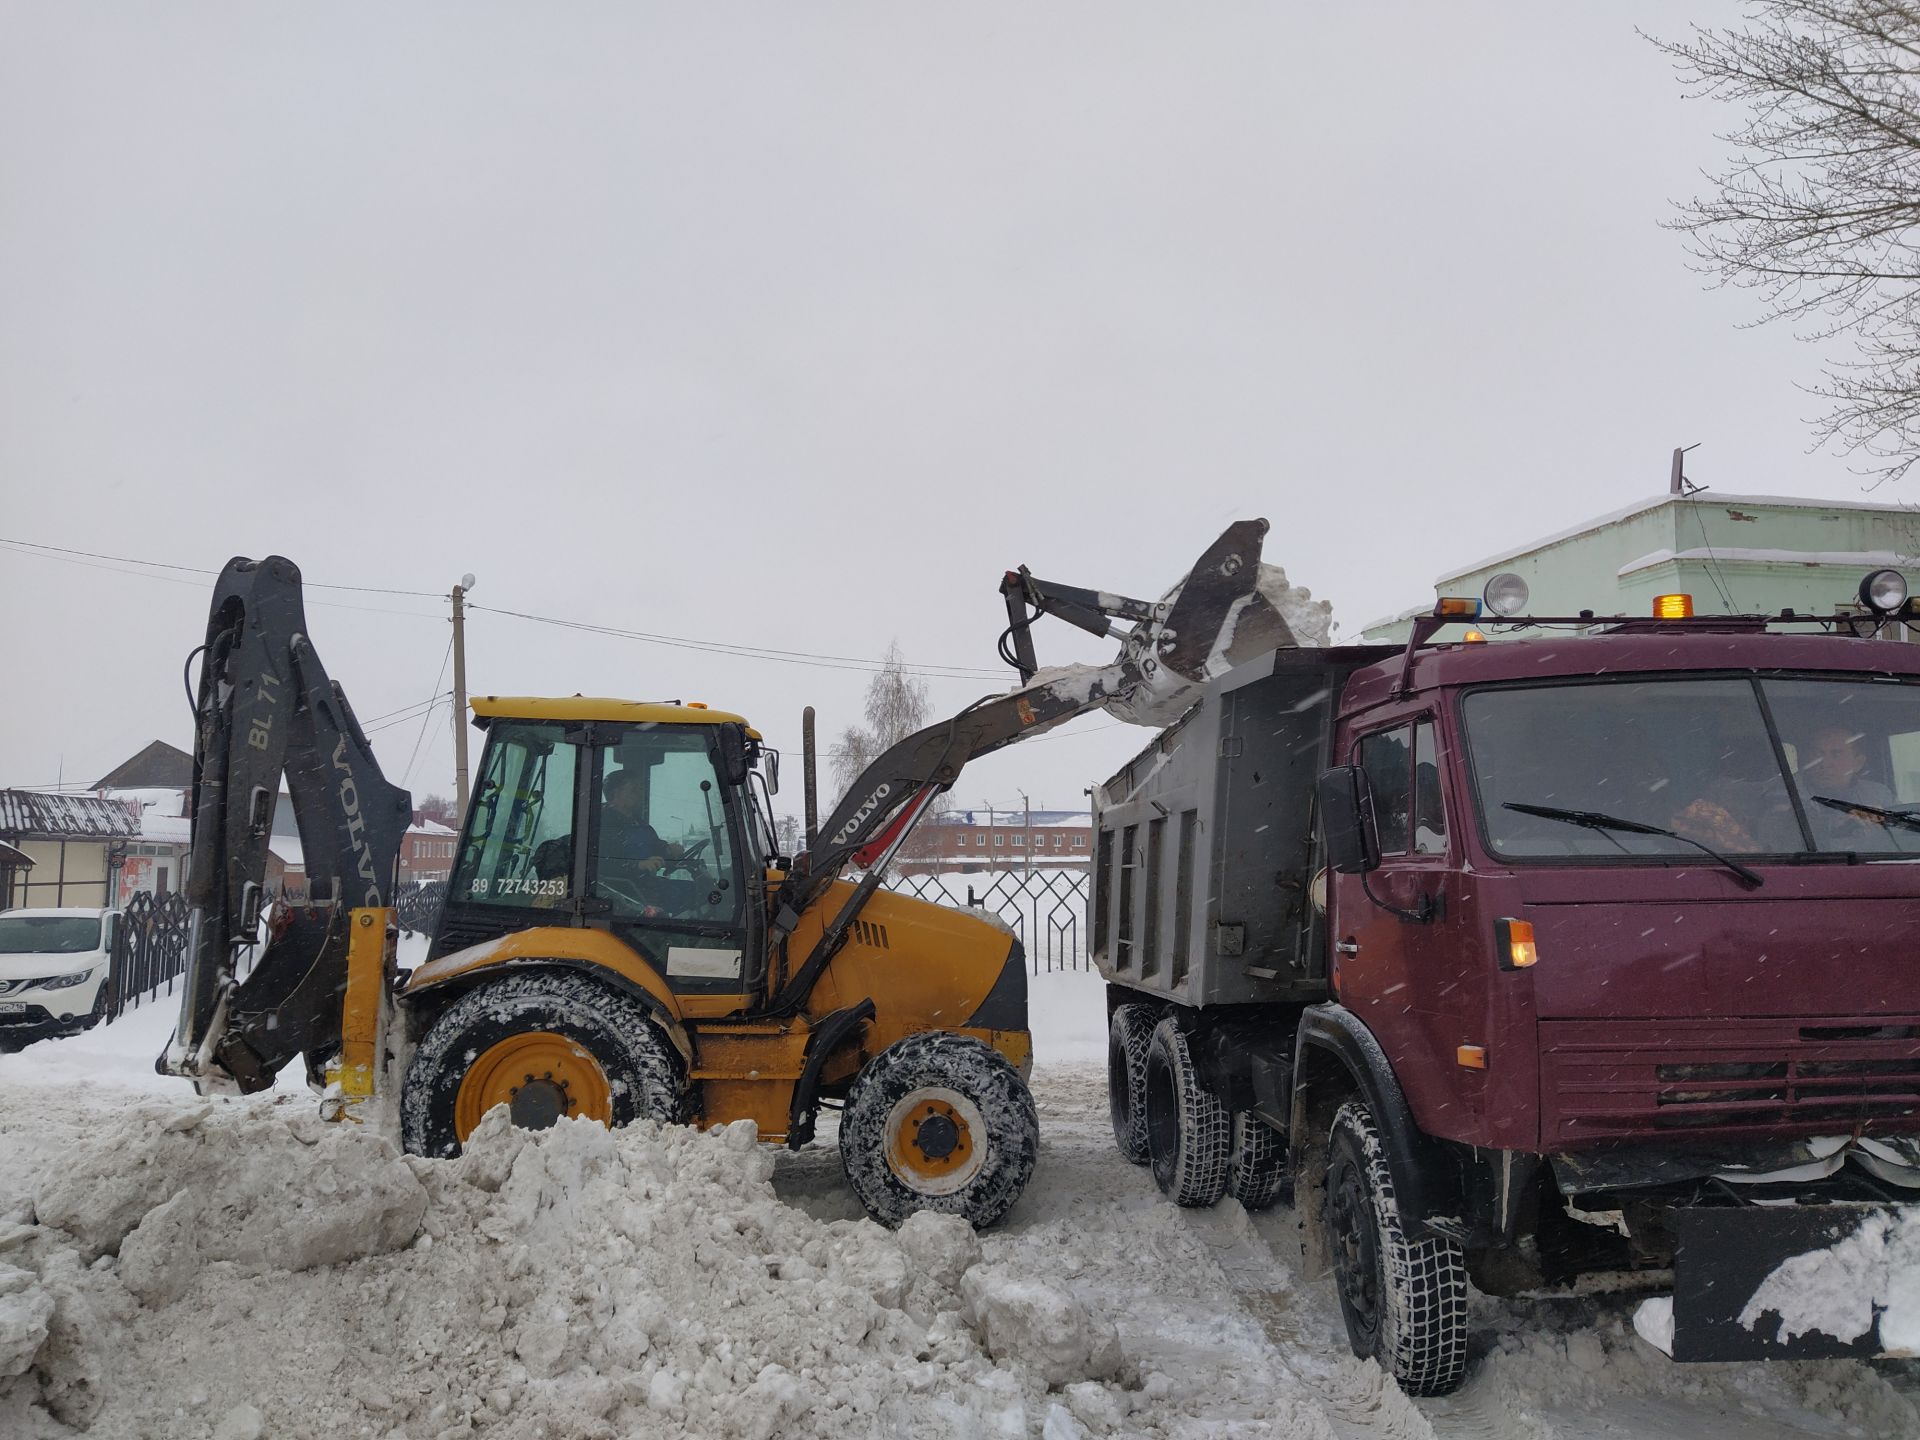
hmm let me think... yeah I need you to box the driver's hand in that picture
[639,856,666,873]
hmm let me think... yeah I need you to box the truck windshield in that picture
[1464,676,1920,859]
[0,915,102,954]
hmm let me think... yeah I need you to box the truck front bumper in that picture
[1663,1202,1919,1361]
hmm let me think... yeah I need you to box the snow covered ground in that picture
[3,970,1918,1438]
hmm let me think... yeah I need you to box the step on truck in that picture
[1090,575,1920,1393]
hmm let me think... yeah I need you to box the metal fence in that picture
[394,880,445,935]
[880,868,1092,973]
[109,889,191,1015]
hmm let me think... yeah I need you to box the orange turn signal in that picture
[1653,593,1694,619]
[686,701,709,709]
[1496,917,1537,970]
[1456,1045,1487,1070]
[1435,597,1482,618]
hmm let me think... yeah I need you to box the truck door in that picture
[1332,716,1484,1141]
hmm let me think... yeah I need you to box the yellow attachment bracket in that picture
[323,907,396,1118]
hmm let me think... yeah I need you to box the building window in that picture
[976,833,986,845]
[993,834,1004,847]
[1012,835,1024,847]
[956,834,966,847]
[1073,835,1086,848]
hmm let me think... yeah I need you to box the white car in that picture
[0,907,119,1034]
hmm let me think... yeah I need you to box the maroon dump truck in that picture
[1093,579,1920,1394]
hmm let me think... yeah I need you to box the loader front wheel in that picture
[840,1032,1038,1229]
[402,971,683,1159]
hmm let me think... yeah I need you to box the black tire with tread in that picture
[401,970,683,1158]
[1144,1016,1232,1207]
[839,1031,1039,1229]
[1108,1003,1160,1165]
[1227,1110,1287,1211]
[1325,1099,1470,1397]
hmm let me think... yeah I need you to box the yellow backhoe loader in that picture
[158,522,1295,1226]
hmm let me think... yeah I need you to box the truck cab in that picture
[1094,589,1920,1393]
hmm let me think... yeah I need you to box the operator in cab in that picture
[601,767,684,873]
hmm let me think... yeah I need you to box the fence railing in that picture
[110,889,191,1015]
[880,868,1091,973]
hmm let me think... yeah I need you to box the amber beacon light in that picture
[1652,593,1695,619]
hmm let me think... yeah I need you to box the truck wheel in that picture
[840,1032,1039,1229]
[1108,1003,1159,1164]
[1325,1099,1469,1397]
[1144,1017,1231,1207]
[401,971,683,1159]
[1228,1110,1287,1211]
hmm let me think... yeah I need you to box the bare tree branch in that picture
[1651,2,1920,483]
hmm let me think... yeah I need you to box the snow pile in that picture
[1738,1205,1920,1353]
[1,1098,1141,1439]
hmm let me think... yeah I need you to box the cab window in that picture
[591,729,741,927]
[1413,720,1447,854]
[1358,726,1412,855]
[451,723,578,909]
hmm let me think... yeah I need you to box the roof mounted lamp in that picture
[1860,568,1909,616]
[1482,572,1529,618]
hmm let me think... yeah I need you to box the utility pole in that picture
[802,706,819,851]
[1018,789,1032,876]
[452,573,476,822]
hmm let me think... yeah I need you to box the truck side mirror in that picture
[763,748,780,796]
[718,723,752,787]
[1318,765,1380,875]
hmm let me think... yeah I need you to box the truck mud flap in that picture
[1670,1203,1906,1361]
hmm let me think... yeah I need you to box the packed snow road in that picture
[1,982,1917,1438]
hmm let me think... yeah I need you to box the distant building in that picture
[0,790,140,909]
[92,740,193,791]
[401,817,458,886]
[899,807,1092,875]
[1362,491,1920,643]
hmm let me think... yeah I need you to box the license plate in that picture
[0,1002,27,1015]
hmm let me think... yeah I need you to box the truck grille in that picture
[1541,1016,1920,1145]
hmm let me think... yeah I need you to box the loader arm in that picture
[159,556,413,1093]
[769,518,1292,1014]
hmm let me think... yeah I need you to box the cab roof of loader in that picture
[471,696,761,737]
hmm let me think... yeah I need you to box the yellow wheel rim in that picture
[454,1030,613,1142]
[883,1086,987,1196]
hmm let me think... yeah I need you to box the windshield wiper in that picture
[1810,796,1920,834]
[1501,801,1764,889]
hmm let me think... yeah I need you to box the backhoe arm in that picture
[770,519,1294,1012]
[160,556,413,1093]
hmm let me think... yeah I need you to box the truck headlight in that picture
[36,968,95,991]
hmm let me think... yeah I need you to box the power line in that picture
[469,603,1009,680]
[401,638,456,786]
[0,537,442,596]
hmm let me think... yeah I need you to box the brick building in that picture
[899,807,1092,875]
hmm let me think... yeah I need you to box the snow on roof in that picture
[409,819,457,835]
[0,791,140,841]
[1618,546,1920,577]
[138,813,192,845]
[271,837,305,870]
[102,787,188,816]
[933,809,1091,828]
[1440,492,1920,584]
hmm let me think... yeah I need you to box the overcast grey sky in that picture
[0,3,1893,816]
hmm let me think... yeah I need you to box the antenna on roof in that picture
[1670,443,1703,497]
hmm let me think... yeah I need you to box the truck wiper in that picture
[1501,801,1764,889]
[1810,795,1920,834]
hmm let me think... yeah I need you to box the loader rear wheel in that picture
[1325,1099,1469,1396]
[1144,1016,1231,1207]
[402,971,683,1159]
[840,1032,1038,1229]
[1108,1002,1159,1165]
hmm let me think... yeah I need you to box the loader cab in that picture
[431,698,772,996]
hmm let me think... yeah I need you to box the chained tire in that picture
[1325,1099,1469,1397]
[1144,1016,1232,1207]
[401,970,683,1159]
[1108,1002,1160,1164]
[840,1031,1039,1229]
[1228,1110,1288,1211]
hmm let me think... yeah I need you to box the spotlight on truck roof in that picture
[1482,572,1529,617]
[1861,568,1909,615]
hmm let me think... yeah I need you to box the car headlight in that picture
[36,968,95,991]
